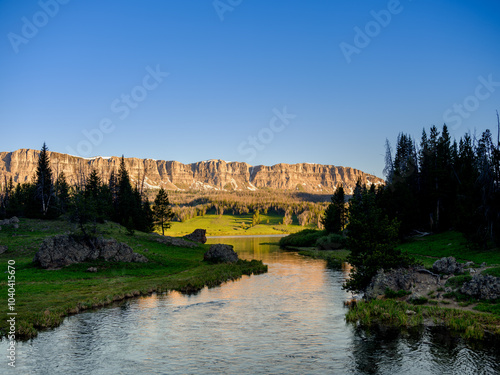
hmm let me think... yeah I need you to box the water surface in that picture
[3,236,499,374]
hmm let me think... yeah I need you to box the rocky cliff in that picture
[0,149,384,194]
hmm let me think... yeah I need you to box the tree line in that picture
[0,143,174,237]
[321,122,500,293]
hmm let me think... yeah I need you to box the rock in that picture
[0,245,7,254]
[461,274,500,300]
[465,261,474,268]
[365,267,440,300]
[432,257,464,275]
[183,229,207,244]
[204,244,239,263]
[154,234,199,248]
[33,235,148,269]
[87,267,98,273]
[406,310,416,315]
[10,217,19,224]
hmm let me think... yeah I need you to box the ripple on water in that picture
[4,237,500,374]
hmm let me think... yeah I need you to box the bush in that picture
[279,229,325,248]
[409,296,428,305]
[316,233,346,250]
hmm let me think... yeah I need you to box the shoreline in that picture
[0,218,268,340]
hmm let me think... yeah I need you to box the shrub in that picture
[315,233,346,250]
[279,229,325,248]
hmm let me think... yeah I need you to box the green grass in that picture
[483,266,500,277]
[346,299,500,340]
[398,231,500,268]
[165,213,310,237]
[0,218,267,339]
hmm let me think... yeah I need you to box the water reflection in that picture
[3,236,500,374]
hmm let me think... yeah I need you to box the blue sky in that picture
[1,0,499,178]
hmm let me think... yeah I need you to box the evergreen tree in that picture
[252,209,261,226]
[54,172,70,214]
[321,185,346,234]
[115,156,135,226]
[153,187,174,235]
[344,184,415,293]
[34,143,56,218]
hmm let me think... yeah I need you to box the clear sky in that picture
[1,0,499,178]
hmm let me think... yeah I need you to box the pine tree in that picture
[34,143,56,218]
[321,185,346,234]
[54,172,70,214]
[252,209,261,226]
[153,187,174,235]
[344,184,415,293]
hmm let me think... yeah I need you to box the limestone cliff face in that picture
[0,149,384,193]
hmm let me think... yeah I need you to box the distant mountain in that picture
[0,149,384,194]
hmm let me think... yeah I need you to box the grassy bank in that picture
[346,299,500,340]
[166,213,310,236]
[0,218,267,340]
[345,232,500,340]
[278,229,349,268]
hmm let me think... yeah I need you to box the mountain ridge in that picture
[0,149,384,194]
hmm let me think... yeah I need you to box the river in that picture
[3,236,500,374]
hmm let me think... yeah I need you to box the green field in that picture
[0,218,267,339]
[165,212,312,236]
[398,231,500,268]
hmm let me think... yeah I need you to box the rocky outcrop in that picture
[154,234,199,248]
[204,244,239,263]
[461,274,500,300]
[0,149,384,193]
[33,235,148,269]
[0,216,19,230]
[183,229,207,244]
[365,268,440,300]
[432,257,464,275]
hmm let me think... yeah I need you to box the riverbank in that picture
[280,229,500,339]
[0,218,267,340]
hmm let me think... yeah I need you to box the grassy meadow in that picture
[165,212,311,237]
[0,218,267,339]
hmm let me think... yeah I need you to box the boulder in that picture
[154,234,199,248]
[204,244,239,263]
[33,235,148,269]
[0,245,7,254]
[183,229,207,244]
[432,257,464,275]
[461,274,500,300]
[365,267,440,300]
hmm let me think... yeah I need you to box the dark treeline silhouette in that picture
[320,121,500,293]
[0,143,173,236]
[381,123,500,247]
